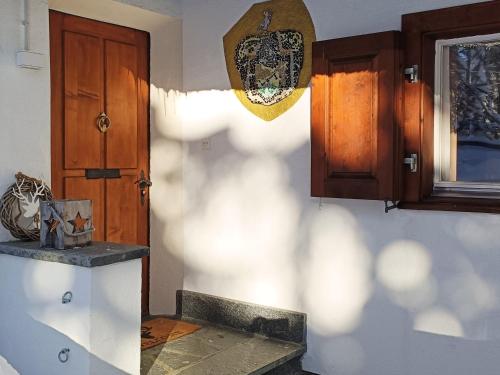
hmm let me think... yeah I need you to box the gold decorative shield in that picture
[224,0,316,121]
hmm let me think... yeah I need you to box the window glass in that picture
[434,34,500,192]
[448,41,500,182]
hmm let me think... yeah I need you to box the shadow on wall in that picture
[38,0,499,374]
[0,356,18,375]
[149,99,185,315]
[0,257,142,375]
[1,318,128,375]
[149,76,500,374]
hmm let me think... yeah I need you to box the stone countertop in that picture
[0,241,149,268]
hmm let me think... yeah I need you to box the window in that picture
[434,34,500,197]
[311,1,500,212]
[400,1,500,213]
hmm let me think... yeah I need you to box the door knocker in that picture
[97,112,111,133]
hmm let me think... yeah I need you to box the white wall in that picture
[0,255,142,375]
[180,1,500,374]
[0,0,51,242]
[117,0,181,18]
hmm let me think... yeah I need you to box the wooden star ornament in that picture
[44,215,60,233]
[68,212,89,233]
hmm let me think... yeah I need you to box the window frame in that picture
[400,1,500,213]
[433,33,500,196]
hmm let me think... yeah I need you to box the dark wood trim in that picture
[310,40,327,197]
[50,11,64,199]
[51,9,139,44]
[401,0,500,213]
[399,198,500,214]
[136,29,151,317]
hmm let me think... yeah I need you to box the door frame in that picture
[49,10,151,315]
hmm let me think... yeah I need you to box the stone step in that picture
[142,290,311,375]
[141,319,305,375]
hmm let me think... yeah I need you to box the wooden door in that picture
[49,11,150,315]
[311,31,403,201]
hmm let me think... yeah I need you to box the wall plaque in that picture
[224,0,316,121]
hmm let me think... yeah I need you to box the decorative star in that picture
[68,212,89,234]
[44,215,60,233]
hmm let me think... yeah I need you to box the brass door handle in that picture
[97,112,111,133]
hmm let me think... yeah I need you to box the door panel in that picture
[328,59,376,177]
[50,11,150,315]
[64,177,105,241]
[106,176,138,244]
[105,40,138,169]
[64,31,102,169]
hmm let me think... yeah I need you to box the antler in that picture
[30,181,46,201]
[11,178,28,203]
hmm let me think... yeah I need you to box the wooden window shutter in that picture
[311,31,403,201]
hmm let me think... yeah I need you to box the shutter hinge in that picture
[384,200,399,213]
[404,65,419,83]
[404,153,418,173]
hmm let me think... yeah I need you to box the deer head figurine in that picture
[11,178,47,228]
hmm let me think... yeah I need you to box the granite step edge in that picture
[176,290,307,344]
[250,347,306,375]
[173,316,307,375]
[263,358,314,375]
[0,240,149,267]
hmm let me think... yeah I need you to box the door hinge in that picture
[404,65,419,83]
[404,153,418,173]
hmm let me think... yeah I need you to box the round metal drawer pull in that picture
[58,348,70,363]
[62,291,73,304]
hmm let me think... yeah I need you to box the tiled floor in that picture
[141,320,304,375]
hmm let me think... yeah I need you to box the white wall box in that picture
[0,242,148,375]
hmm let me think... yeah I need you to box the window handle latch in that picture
[404,153,418,173]
[404,65,419,83]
